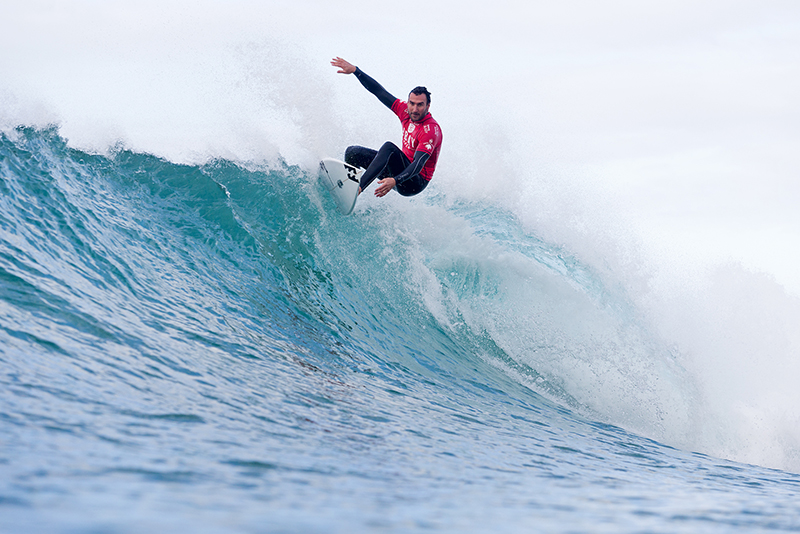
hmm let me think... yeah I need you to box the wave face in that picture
[2,127,800,533]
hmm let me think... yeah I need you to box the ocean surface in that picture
[2,126,800,533]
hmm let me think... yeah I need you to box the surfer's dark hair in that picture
[410,86,431,104]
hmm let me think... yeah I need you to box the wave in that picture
[1,124,799,477]
[0,126,685,428]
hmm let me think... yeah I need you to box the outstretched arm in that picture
[330,57,397,109]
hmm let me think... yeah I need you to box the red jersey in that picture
[391,99,442,181]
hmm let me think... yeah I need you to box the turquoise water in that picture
[2,127,800,533]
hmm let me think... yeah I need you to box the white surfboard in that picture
[318,158,363,215]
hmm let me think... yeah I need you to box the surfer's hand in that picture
[374,177,395,197]
[331,57,356,74]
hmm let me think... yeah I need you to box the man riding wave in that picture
[331,57,443,198]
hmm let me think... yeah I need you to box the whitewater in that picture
[2,1,800,532]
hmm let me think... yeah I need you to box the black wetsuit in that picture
[345,68,431,197]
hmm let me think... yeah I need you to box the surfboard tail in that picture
[318,158,362,215]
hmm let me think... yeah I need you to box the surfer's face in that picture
[407,93,430,122]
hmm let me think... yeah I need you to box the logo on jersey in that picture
[407,123,415,133]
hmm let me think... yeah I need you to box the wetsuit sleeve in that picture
[393,150,431,185]
[354,67,397,109]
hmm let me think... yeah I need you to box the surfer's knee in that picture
[378,141,400,154]
[344,145,361,165]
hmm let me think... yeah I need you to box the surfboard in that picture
[318,158,363,215]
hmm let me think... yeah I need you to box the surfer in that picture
[331,57,442,198]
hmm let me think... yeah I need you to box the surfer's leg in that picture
[359,142,409,192]
[395,174,429,197]
[344,145,377,170]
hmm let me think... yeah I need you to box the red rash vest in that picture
[391,99,442,181]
